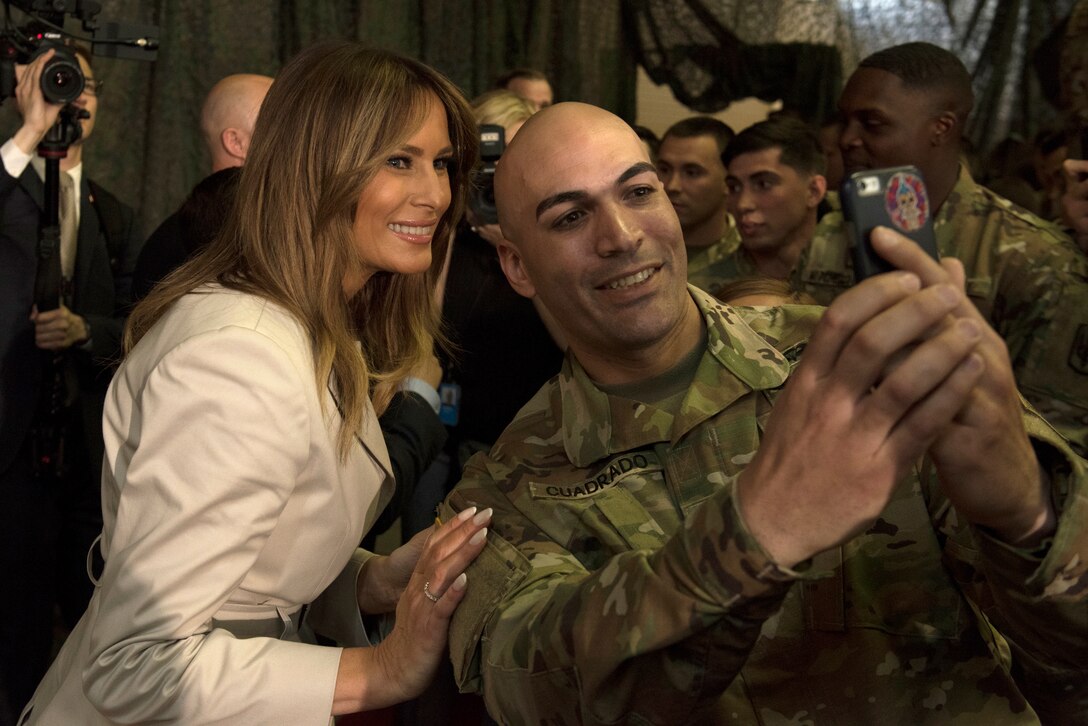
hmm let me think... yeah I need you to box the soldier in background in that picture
[694,116,828,291]
[797,42,1088,455]
[439,101,1087,725]
[494,68,553,112]
[654,116,741,288]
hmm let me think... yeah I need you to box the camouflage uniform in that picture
[441,287,1088,726]
[684,195,844,299]
[793,166,1088,455]
[688,245,758,299]
[687,215,741,293]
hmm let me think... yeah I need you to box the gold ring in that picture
[423,580,440,603]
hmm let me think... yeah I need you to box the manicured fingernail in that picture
[937,284,959,305]
[472,508,493,526]
[899,273,921,291]
[457,506,478,522]
[965,352,984,372]
[469,527,488,545]
[451,572,468,591]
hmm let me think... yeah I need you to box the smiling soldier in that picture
[439,102,1087,725]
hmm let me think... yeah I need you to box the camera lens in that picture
[28,44,85,105]
[40,58,84,104]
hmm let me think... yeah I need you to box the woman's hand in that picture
[472,222,507,247]
[357,525,433,614]
[335,505,492,713]
[465,207,509,247]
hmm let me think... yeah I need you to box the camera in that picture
[0,1,158,107]
[852,174,882,197]
[0,28,85,104]
[469,124,506,226]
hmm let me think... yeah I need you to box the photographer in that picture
[0,44,140,723]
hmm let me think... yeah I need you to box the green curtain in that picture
[1,0,636,238]
[625,0,1077,157]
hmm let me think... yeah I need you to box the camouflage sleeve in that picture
[926,409,1088,724]
[1017,274,1088,456]
[441,460,799,725]
[990,242,1088,455]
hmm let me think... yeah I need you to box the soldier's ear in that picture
[807,174,828,207]
[930,110,959,148]
[497,241,537,299]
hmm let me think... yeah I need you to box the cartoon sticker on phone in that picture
[884,171,929,232]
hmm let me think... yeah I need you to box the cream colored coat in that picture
[21,287,393,725]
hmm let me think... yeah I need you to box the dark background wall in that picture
[2,0,638,237]
[0,0,1077,237]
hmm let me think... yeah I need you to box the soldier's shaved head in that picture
[491,101,697,386]
[858,42,974,127]
[200,73,274,172]
[495,102,649,248]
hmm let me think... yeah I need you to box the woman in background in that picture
[406,90,563,542]
[21,42,489,724]
[444,88,565,445]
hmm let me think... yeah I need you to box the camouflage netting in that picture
[626,0,1079,152]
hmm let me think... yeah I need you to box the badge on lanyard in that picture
[439,381,461,426]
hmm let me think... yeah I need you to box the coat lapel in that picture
[73,176,97,288]
[18,166,44,209]
[326,377,394,504]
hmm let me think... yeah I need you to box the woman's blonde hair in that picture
[714,276,816,306]
[125,42,479,458]
[471,89,534,129]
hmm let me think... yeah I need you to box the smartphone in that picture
[841,165,940,281]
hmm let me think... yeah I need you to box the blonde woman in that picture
[21,42,490,724]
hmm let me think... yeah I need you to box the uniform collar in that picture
[935,164,974,220]
[558,286,791,467]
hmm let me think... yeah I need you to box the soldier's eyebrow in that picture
[617,162,657,185]
[536,191,588,220]
[535,162,657,220]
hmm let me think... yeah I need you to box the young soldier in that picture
[717,116,828,283]
[655,116,741,286]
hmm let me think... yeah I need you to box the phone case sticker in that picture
[884,171,929,232]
